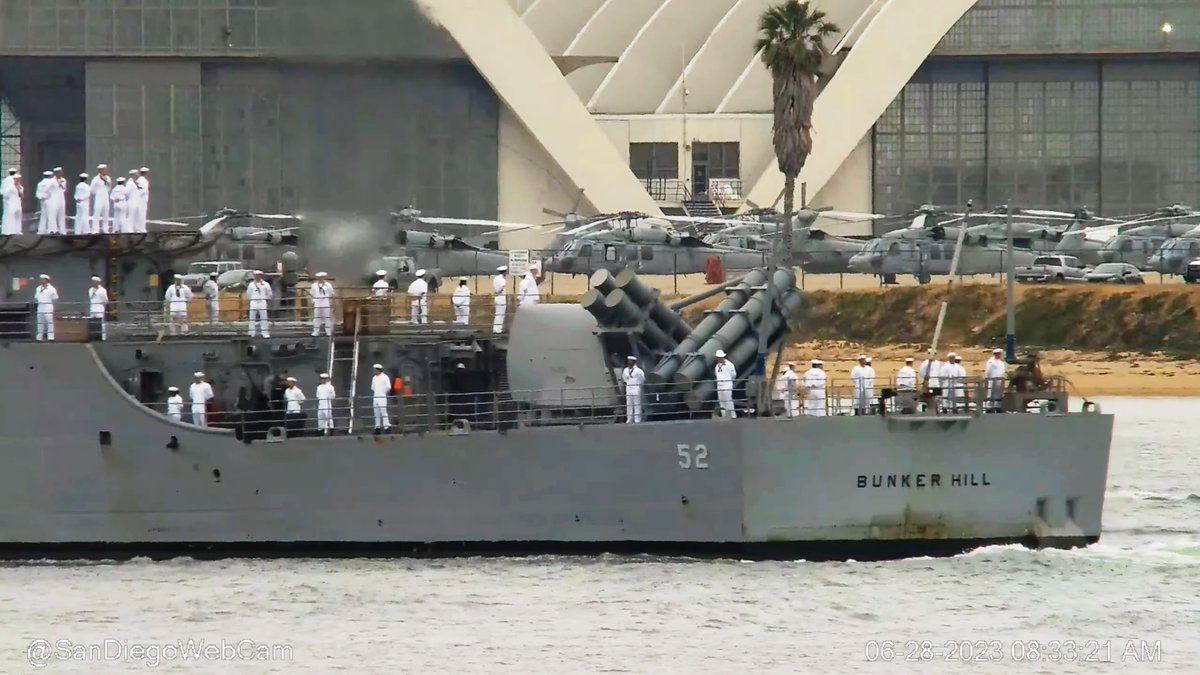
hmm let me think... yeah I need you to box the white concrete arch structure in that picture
[587,0,739,114]
[563,0,667,104]
[741,0,981,210]
[521,0,609,55]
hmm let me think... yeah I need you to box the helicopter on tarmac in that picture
[1096,204,1200,269]
[1146,225,1200,275]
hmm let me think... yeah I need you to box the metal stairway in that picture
[683,196,722,219]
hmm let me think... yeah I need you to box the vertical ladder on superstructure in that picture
[324,306,363,434]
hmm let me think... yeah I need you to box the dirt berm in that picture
[681,284,1200,358]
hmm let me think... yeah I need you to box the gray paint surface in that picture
[0,342,1112,548]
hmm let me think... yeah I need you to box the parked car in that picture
[1184,260,1200,284]
[1084,262,1144,284]
[1014,255,1090,283]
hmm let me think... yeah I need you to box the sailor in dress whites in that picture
[87,276,109,341]
[775,362,800,418]
[189,372,214,427]
[517,266,540,308]
[202,272,220,324]
[73,174,91,235]
[135,167,150,233]
[110,177,129,233]
[246,270,273,338]
[803,359,827,416]
[165,276,193,335]
[50,167,67,234]
[492,265,508,333]
[863,356,877,413]
[850,355,870,415]
[407,269,429,324]
[941,353,967,412]
[127,169,144,232]
[284,376,307,434]
[0,168,13,194]
[372,270,390,298]
[166,386,184,422]
[896,357,917,391]
[34,170,52,235]
[309,272,335,337]
[33,274,58,341]
[984,348,1007,412]
[316,373,336,435]
[714,349,737,418]
[370,364,392,434]
[0,173,22,235]
[90,165,112,234]
[451,277,470,325]
[621,356,645,423]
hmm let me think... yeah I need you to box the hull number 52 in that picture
[677,444,709,469]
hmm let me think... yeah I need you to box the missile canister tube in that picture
[590,269,619,296]
[580,288,611,324]
[612,269,692,344]
[603,289,674,352]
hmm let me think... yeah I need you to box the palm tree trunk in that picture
[781,173,796,267]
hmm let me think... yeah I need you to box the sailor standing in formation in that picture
[850,355,871,414]
[984,348,1007,412]
[451,277,471,325]
[0,168,13,194]
[714,349,737,418]
[896,356,917,391]
[246,270,273,338]
[803,359,827,416]
[0,172,21,235]
[202,272,220,324]
[492,265,507,333]
[316,373,336,435]
[370,364,392,434]
[518,266,540,308]
[50,168,67,234]
[134,167,150,232]
[165,386,184,422]
[621,355,645,423]
[34,171,52,234]
[189,372,213,427]
[165,276,193,335]
[939,353,966,411]
[87,276,109,341]
[90,165,111,234]
[33,274,57,341]
[111,177,130,233]
[919,351,941,391]
[128,169,144,232]
[775,362,800,418]
[372,270,390,298]
[309,272,335,337]
[407,270,429,324]
[73,173,91,234]
[284,376,307,434]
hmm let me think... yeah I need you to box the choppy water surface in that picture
[2,397,1197,673]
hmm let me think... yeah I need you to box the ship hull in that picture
[0,344,1113,560]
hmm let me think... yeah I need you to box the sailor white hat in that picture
[715,349,727,358]
[319,372,330,378]
[116,177,126,183]
[947,352,957,358]
[376,270,387,276]
[129,169,138,174]
[39,274,50,279]
[905,356,914,362]
[373,363,383,369]
[168,386,179,392]
[97,164,107,170]
[497,265,508,272]
[79,173,89,179]
[993,347,1003,353]
[627,355,637,360]
[812,359,823,365]
[315,272,327,278]
[857,354,867,360]
[194,371,205,378]
[286,376,296,382]
[252,269,264,275]
[52,166,62,172]
[42,170,52,177]
[456,363,466,369]
[140,166,150,172]
[459,276,467,282]
[865,356,873,363]
[90,276,101,282]
[787,361,795,367]
[6,168,15,174]
[209,272,218,277]
[415,269,427,276]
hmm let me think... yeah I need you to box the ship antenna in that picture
[922,199,972,392]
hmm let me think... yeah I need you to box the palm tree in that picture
[756,1,839,266]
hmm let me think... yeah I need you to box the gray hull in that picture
[0,343,1112,560]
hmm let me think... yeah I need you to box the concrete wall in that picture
[497,106,581,251]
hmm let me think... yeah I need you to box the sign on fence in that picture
[508,250,530,276]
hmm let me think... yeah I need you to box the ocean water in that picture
[2,397,1197,674]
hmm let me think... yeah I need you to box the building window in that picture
[629,142,678,180]
[0,98,19,174]
[692,142,740,179]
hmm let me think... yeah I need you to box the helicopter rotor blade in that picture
[561,217,616,236]
[418,217,544,230]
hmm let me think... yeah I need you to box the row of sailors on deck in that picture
[1,165,152,236]
[31,264,544,341]
[619,349,1010,422]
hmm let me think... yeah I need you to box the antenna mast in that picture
[923,200,973,390]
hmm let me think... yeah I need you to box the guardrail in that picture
[639,178,691,203]
[140,375,1069,439]
[708,178,744,208]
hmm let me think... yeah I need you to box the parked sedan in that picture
[1084,263,1145,284]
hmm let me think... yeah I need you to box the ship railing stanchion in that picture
[346,305,362,435]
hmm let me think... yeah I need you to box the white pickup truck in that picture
[1014,255,1090,283]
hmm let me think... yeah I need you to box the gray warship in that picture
[0,232,1113,560]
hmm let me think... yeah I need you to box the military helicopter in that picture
[1146,225,1200,275]
[848,205,1040,283]
[541,211,770,275]
[1096,204,1200,269]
